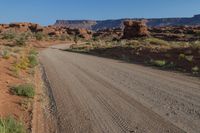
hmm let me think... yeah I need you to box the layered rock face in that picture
[54,14,200,31]
[122,20,149,39]
[55,20,96,30]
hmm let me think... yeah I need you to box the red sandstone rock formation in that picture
[122,20,149,39]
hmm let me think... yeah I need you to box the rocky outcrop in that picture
[149,26,200,34]
[122,20,149,39]
[29,24,44,32]
[0,23,69,36]
[93,28,122,41]
[0,22,95,41]
[65,28,92,40]
[0,23,45,33]
[149,26,200,41]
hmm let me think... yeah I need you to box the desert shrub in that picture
[1,50,11,59]
[146,38,169,46]
[1,32,16,40]
[126,40,140,47]
[163,62,176,69]
[10,66,20,78]
[179,54,193,62]
[150,59,166,67]
[11,83,35,98]
[35,32,44,40]
[14,54,38,69]
[190,41,200,48]
[29,49,38,56]
[20,98,33,110]
[14,57,29,70]
[170,41,190,48]
[28,68,36,76]
[179,53,185,60]
[15,37,26,46]
[28,54,38,68]
[192,66,199,73]
[12,47,22,53]
[69,44,90,52]
[185,55,193,62]
[0,116,26,133]
[60,34,66,41]
[60,34,70,41]
[20,32,31,40]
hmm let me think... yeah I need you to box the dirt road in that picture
[40,44,200,133]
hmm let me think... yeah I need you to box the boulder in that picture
[29,24,44,32]
[122,20,149,39]
[78,28,92,40]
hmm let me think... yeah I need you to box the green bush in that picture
[11,83,35,98]
[0,116,26,133]
[27,48,38,68]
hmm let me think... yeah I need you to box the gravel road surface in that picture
[40,44,200,133]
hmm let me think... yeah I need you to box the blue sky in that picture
[0,0,199,25]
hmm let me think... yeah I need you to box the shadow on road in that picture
[61,48,200,78]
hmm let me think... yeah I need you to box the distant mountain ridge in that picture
[54,14,200,31]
